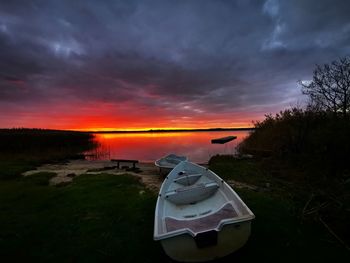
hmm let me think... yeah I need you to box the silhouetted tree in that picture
[300,57,350,117]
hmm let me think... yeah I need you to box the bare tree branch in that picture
[300,57,350,117]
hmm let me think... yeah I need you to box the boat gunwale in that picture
[154,160,176,169]
[154,214,254,240]
[154,154,188,169]
[154,161,255,241]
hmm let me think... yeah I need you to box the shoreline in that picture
[87,127,255,134]
[22,158,255,193]
[0,127,254,134]
[22,159,164,191]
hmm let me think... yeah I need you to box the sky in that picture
[0,0,349,130]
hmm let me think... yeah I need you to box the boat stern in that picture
[159,220,252,262]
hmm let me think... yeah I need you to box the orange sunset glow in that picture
[1,99,261,130]
[88,130,250,162]
[0,0,337,131]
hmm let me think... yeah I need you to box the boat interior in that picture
[155,162,254,238]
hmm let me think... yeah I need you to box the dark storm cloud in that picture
[0,0,349,119]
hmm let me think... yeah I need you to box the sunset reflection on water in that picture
[88,130,251,163]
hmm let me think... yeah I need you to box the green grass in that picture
[0,171,349,262]
[208,155,269,185]
[0,173,167,262]
[208,155,300,198]
[22,172,56,186]
[225,189,349,262]
[209,156,350,262]
[0,159,37,180]
[0,127,348,262]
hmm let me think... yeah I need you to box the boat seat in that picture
[165,182,219,205]
[173,173,202,186]
[165,157,181,165]
[165,203,238,234]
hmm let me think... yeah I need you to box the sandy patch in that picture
[22,160,257,192]
[22,160,163,191]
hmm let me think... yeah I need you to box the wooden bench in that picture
[111,159,139,169]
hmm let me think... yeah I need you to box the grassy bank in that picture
[0,128,349,261]
[209,155,350,261]
[1,164,349,262]
[234,108,350,248]
[238,109,350,181]
[0,173,166,262]
[0,129,96,179]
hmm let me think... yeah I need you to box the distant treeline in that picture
[0,128,96,154]
[91,127,254,134]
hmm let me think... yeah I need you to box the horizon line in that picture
[82,127,255,133]
[1,127,255,133]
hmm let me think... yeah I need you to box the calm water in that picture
[88,130,252,163]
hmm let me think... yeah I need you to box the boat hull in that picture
[155,154,188,175]
[160,220,252,262]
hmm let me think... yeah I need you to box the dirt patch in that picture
[226,179,259,191]
[22,160,163,192]
[22,160,257,193]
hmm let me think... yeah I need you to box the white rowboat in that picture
[155,154,188,173]
[154,161,255,262]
